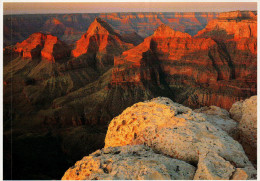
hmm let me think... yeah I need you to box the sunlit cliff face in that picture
[13,33,70,62]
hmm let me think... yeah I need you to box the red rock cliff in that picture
[14,32,70,62]
[111,11,257,110]
[113,24,219,85]
[71,17,134,67]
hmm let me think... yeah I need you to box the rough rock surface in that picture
[62,145,196,180]
[229,100,244,122]
[229,95,257,167]
[194,106,237,134]
[194,151,235,180]
[239,96,257,148]
[105,97,256,179]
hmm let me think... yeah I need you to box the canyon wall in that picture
[111,11,257,110]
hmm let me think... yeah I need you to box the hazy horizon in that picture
[4,2,257,15]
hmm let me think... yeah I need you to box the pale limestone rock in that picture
[105,97,256,179]
[229,96,257,166]
[229,100,243,122]
[194,151,235,180]
[194,106,237,134]
[61,145,196,180]
[239,96,257,149]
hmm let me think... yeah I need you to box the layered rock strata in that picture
[71,17,133,67]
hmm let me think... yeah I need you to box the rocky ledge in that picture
[62,96,257,180]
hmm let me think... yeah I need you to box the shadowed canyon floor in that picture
[3,10,257,179]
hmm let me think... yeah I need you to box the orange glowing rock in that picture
[14,32,70,61]
[14,32,47,59]
[111,11,256,110]
[41,35,70,62]
[195,11,257,40]
[112,24,218,85]
[71,17,133,58]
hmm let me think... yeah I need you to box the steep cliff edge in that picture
[195,10,257,82]
[111,11,256,110]
[112,24,218,85]
[63,97,256,180]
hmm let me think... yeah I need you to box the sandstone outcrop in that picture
[13,32,70,62]
[196,11,257,40]
[62,145,196,180]
[112,23,218,85]
[195,11,257,84]
[14,32,46,59]
[41,35,70,62]
[111,10,256,110]
[229,95,257,166]
[71,17,133,67]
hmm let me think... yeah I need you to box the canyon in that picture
[3,10,257,179]
[4,12,218,47]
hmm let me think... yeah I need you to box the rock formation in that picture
[13,32,70,62]
[62,145,196,180]
[71,17,133,67]
[63,97,256,180]
[111,11,257,110]
[112,24,217,85]
[41,35,71,62]
[229,95,257,167]
[194,106,237,134]
[4,12,219,47]
[196,11,257,40]
[195,11,257,89]
[104,97,252,168]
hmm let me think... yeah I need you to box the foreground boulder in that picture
[62,145,196,180]
[229,95,257,167]
[63,97,256,180]
[105,97,256,179]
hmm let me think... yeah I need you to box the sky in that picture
[3,2,258,15]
